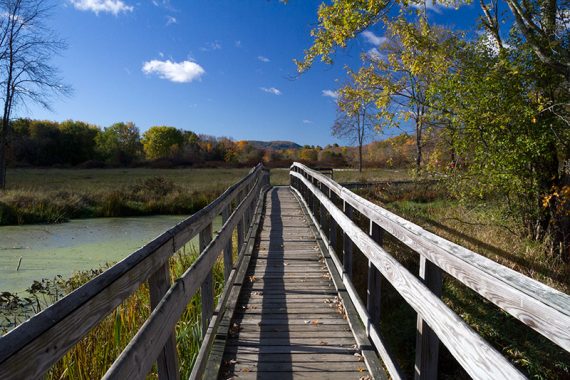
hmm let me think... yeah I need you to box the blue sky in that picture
[25,0,482,146]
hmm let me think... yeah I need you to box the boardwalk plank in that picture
[217,187,374,379]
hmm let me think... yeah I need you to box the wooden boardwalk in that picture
[219,187,371,379]
[3,164,568,380]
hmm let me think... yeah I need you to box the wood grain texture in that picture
[222,206,233,280]
[291,186,403,380]
[217,187,376,380]
[291,171,526,380]
[191,182,268,380]
[291,162,570,352]
[414,256,443,380]
[368,221,383,327]
[200,223,214,337]
[148,263,180,380]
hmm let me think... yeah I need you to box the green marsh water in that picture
[0,215,221,294]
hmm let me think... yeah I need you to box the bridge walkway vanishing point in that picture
[215,187,380,379]
[1,162,569,380]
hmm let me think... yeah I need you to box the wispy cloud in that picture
[361,30,387,46]
[142,59,205,83]
[257,55,270,63]
[367,47,384,60]
[409,0,455,13]
[322,89,338,99]
[70,0,133,15]
[165,15,176,25]
[235,40,242,48]
[260,87,281,95]
[200,41,222,52]
[302,119,313,124]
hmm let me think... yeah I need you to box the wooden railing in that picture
[0,164,270,380]
[290,162,570,380]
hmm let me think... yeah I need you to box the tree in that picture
[333,70,379,172]
[352,18,459,171]
[58,120,99,165]
[296,0,569,258]
[434,35,569,258]
[96,122,142,164]
[0,0,69,188]
[141,126,184,160]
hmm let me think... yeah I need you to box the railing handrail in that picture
[290,162,570,379]
[103,167,268,379]
[0,163,268,379]
[291,162,570,346]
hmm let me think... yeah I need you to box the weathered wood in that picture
[191,183,268,380]
[291,162,570,352]
[222,206,233,280]
[368,220,383,326]
[102,171,263,380]
[291,170,526,379]
[342,201,353,279]
[214,188,375,380]
[0,164,265,380]
[148,263,180,380]
[200,224,214,337]
[293,185,402,380]
[415,256,443,380]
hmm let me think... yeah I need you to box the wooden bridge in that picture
[0,163,569,379]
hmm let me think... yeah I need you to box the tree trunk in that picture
[358,144,363,172]
[0,117,7,190]
[416,135,422,172]
[0,130,5,190]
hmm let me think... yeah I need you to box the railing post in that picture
[200,223,214,337]
[342,200,353,279]
[414,256,443,380]
[222,206,233,280]
[148,260,180,380]
[237,190,244,253]
[368,221,383,326]
[329,189,338,253]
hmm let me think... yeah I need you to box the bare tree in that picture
[0,0,69,189]
[332,76,378,172]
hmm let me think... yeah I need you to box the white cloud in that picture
[235,40,242,48]
[142,59,205,83]
[367,47,384,60]
[200,41,222,52]
[361,30,387,46]
[260,87,281,95]
[70,0,133,15]
[257,55,270,63]
[322,89,338,99]
[302,119,313,124]
[409,0,456,13]
[165,15,176,25]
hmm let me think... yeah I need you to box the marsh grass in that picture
[0,176,222,225]
[38,241,229,380]
[355,184,570,379]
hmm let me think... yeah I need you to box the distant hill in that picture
[247,140,302,150]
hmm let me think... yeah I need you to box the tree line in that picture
[5,118,423,169]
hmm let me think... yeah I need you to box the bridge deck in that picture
[218,187,370,379]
